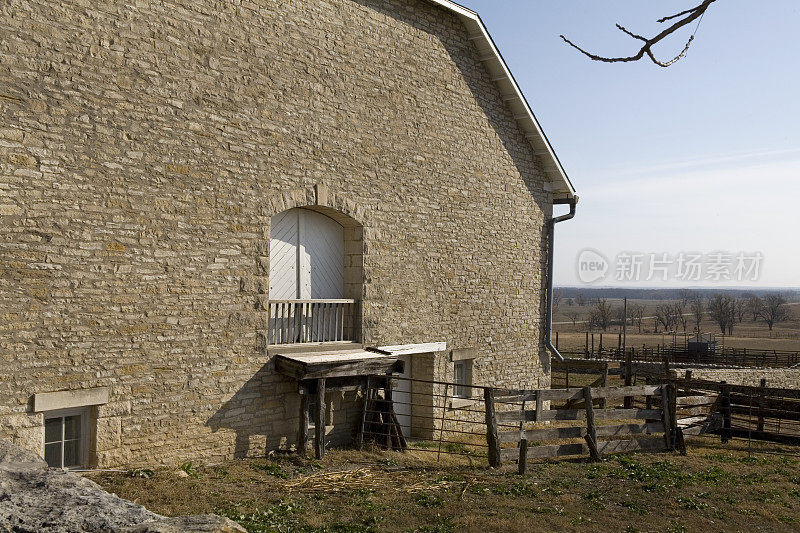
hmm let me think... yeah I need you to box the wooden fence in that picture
[632,370,800,446]
[490,384,677,472]
[560,345,800,368]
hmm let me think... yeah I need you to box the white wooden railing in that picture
[268,299,358,345]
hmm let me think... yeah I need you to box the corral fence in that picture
[552,357,800,447]
[355,369,800,469]
[356,376,681,469]
[357,376,492,460]
[635,370,800,447]
[493,384,678,473]
[558,344,800,368]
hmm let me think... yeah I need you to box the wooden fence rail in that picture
[490,384,677,471]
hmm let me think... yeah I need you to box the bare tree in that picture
[576,292,587,307]
[655,303,677,333]
[553,288,564,309]
[566,310,581,326]
[678,289,693,307]
[747,296,763,322]
[707,294,735,335]
[673,302,688,333]
[734,298,748,323]
[561,0,719,67]
[689,297,704,333]
[757,294,790,331]
[590,299,613,331]
[629,303,645,333]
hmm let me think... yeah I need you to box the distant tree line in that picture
[554,290,794,336]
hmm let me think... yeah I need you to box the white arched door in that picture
[269,208,346,344]
[269,208,344,300]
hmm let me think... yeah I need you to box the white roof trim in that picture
[422,0,576,200]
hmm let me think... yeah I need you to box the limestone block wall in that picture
[0,0,553,466]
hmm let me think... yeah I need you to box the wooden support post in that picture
[661,384,674,451]
[720,382,731,444]
[583,387,600,461]
[385,377,394,449]
[518,438,528,475]
[357,377,370,450]
[298,392,310,455]
[600,363,608,409]
[585,332,589,357]
[484,388,501,468]
[535,390,544,423]
[591,333,595,357]
[315,378,326,459]
[624,349,633,409]
[555,331,559,350]
[757,378,767,432]
[676,427,687,455]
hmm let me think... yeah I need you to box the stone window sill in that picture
[449,397,476,410]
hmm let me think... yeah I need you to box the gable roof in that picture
[423,0,576,200]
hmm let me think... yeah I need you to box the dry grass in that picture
[87,438,800,532]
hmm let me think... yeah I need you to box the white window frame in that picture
[43,407,90,469]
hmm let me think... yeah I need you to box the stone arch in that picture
[261,184,369,229]
[261,185,365,345]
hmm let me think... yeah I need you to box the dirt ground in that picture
[88,437,800,532]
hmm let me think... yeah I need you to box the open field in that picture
[554,300,800,352]
[88,438,800,532]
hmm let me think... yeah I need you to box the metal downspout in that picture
[545,197,578,363]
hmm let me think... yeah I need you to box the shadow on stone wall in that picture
[206,361,299,459]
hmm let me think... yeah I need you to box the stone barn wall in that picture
[0,0,552,466]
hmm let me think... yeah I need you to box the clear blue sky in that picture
[461,0,800,288]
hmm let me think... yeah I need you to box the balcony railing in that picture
[268,299,358,345]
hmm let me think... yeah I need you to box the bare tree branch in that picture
[560,0,718,67]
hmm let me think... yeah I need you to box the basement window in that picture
[453,360,472,399]
[44,408,89,469]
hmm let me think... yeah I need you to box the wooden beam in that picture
[497,408,663,423]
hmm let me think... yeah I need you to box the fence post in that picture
[624,349,633,409]
[583,387,600,461]
[660,384,674,451]
[720,381,731,444]
[600,363,608,409]
[757,378,766,432]
[484,388,501,468]
[518,438,528,475]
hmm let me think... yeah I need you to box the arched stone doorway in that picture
[267,206,363,345]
